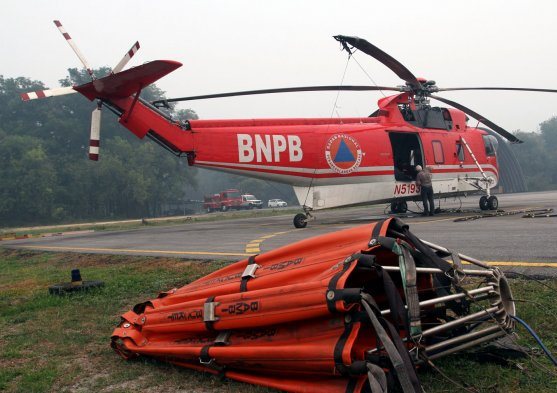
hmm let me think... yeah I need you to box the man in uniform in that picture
[416,165,435,216]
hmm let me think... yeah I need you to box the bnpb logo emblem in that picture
[325,134,363,174]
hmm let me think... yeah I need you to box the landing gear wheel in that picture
[293,213,307,229]
[479,196,489,211]
[487,195,498,210]
[390,200,408,214]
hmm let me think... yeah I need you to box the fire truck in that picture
[203,189,245,212]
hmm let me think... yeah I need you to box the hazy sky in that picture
[2,0,557,133]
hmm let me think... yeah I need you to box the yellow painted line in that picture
[481,261,557,267]
[244,231,290,253]
[12,246,556,267]
[16,245,252,257]
[451,259,557,267]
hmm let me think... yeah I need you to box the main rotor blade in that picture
[53,20,95,79]
[438,87,557,93]
[334,35,422,90]
[152,85,400,106]
[430,94,523,144]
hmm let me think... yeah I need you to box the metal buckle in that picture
[242,264,260,279]
[215,331,231,346]
[199,357,215,365]
[203,301,220,322]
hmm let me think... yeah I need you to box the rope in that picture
[302,54,352,208]
[454,208,554,222]
[350,54,387,98]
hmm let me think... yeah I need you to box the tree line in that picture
[0,69,555,227]
[0,69,295,227]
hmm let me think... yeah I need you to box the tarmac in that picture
[2,190,556,276]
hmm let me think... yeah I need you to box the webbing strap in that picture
[369,218,392,247]
[375,237,420,335]
[374,264,410,334]
[367,363,388,393]
[448,249,463,270]
[240,255,258,292]
[327,257,355,313]
[400,226,453,273]
[199,331,230,373]
[361,294,420,393]
[333,320,355,376]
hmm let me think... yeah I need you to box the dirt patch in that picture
[0,278,42,292]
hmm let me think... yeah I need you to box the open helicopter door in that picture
[389,132,424,213]
[389,132,424,182]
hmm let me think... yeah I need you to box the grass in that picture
[0,249,556,392]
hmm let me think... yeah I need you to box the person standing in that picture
[416,165,435,216]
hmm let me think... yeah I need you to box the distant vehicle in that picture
[203,189,244,212]
[242,194,263,209]
[268,199,288,208]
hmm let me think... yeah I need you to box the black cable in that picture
[506,271,557,295]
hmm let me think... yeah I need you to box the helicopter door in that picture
[389,132,424,181]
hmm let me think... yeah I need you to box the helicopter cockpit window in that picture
[483,135,498,156]
[399,105,453,131]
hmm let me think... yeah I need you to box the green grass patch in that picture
[0,248,556,392]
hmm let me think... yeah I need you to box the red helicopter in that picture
[21,21,557,228]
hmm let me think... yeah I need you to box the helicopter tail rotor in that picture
[53,20,95,80]
[89,102,102,161]
[19,20,171,161]
[20,86,77,101]
[112,41,140,74]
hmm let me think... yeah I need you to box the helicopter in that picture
[21,21,557,228]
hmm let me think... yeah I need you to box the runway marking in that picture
[478,261,557,267]
[244,231,290,253]
[11,246,556,267]
[16,245,252,257]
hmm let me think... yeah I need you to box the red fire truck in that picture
[203,189,244,212]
